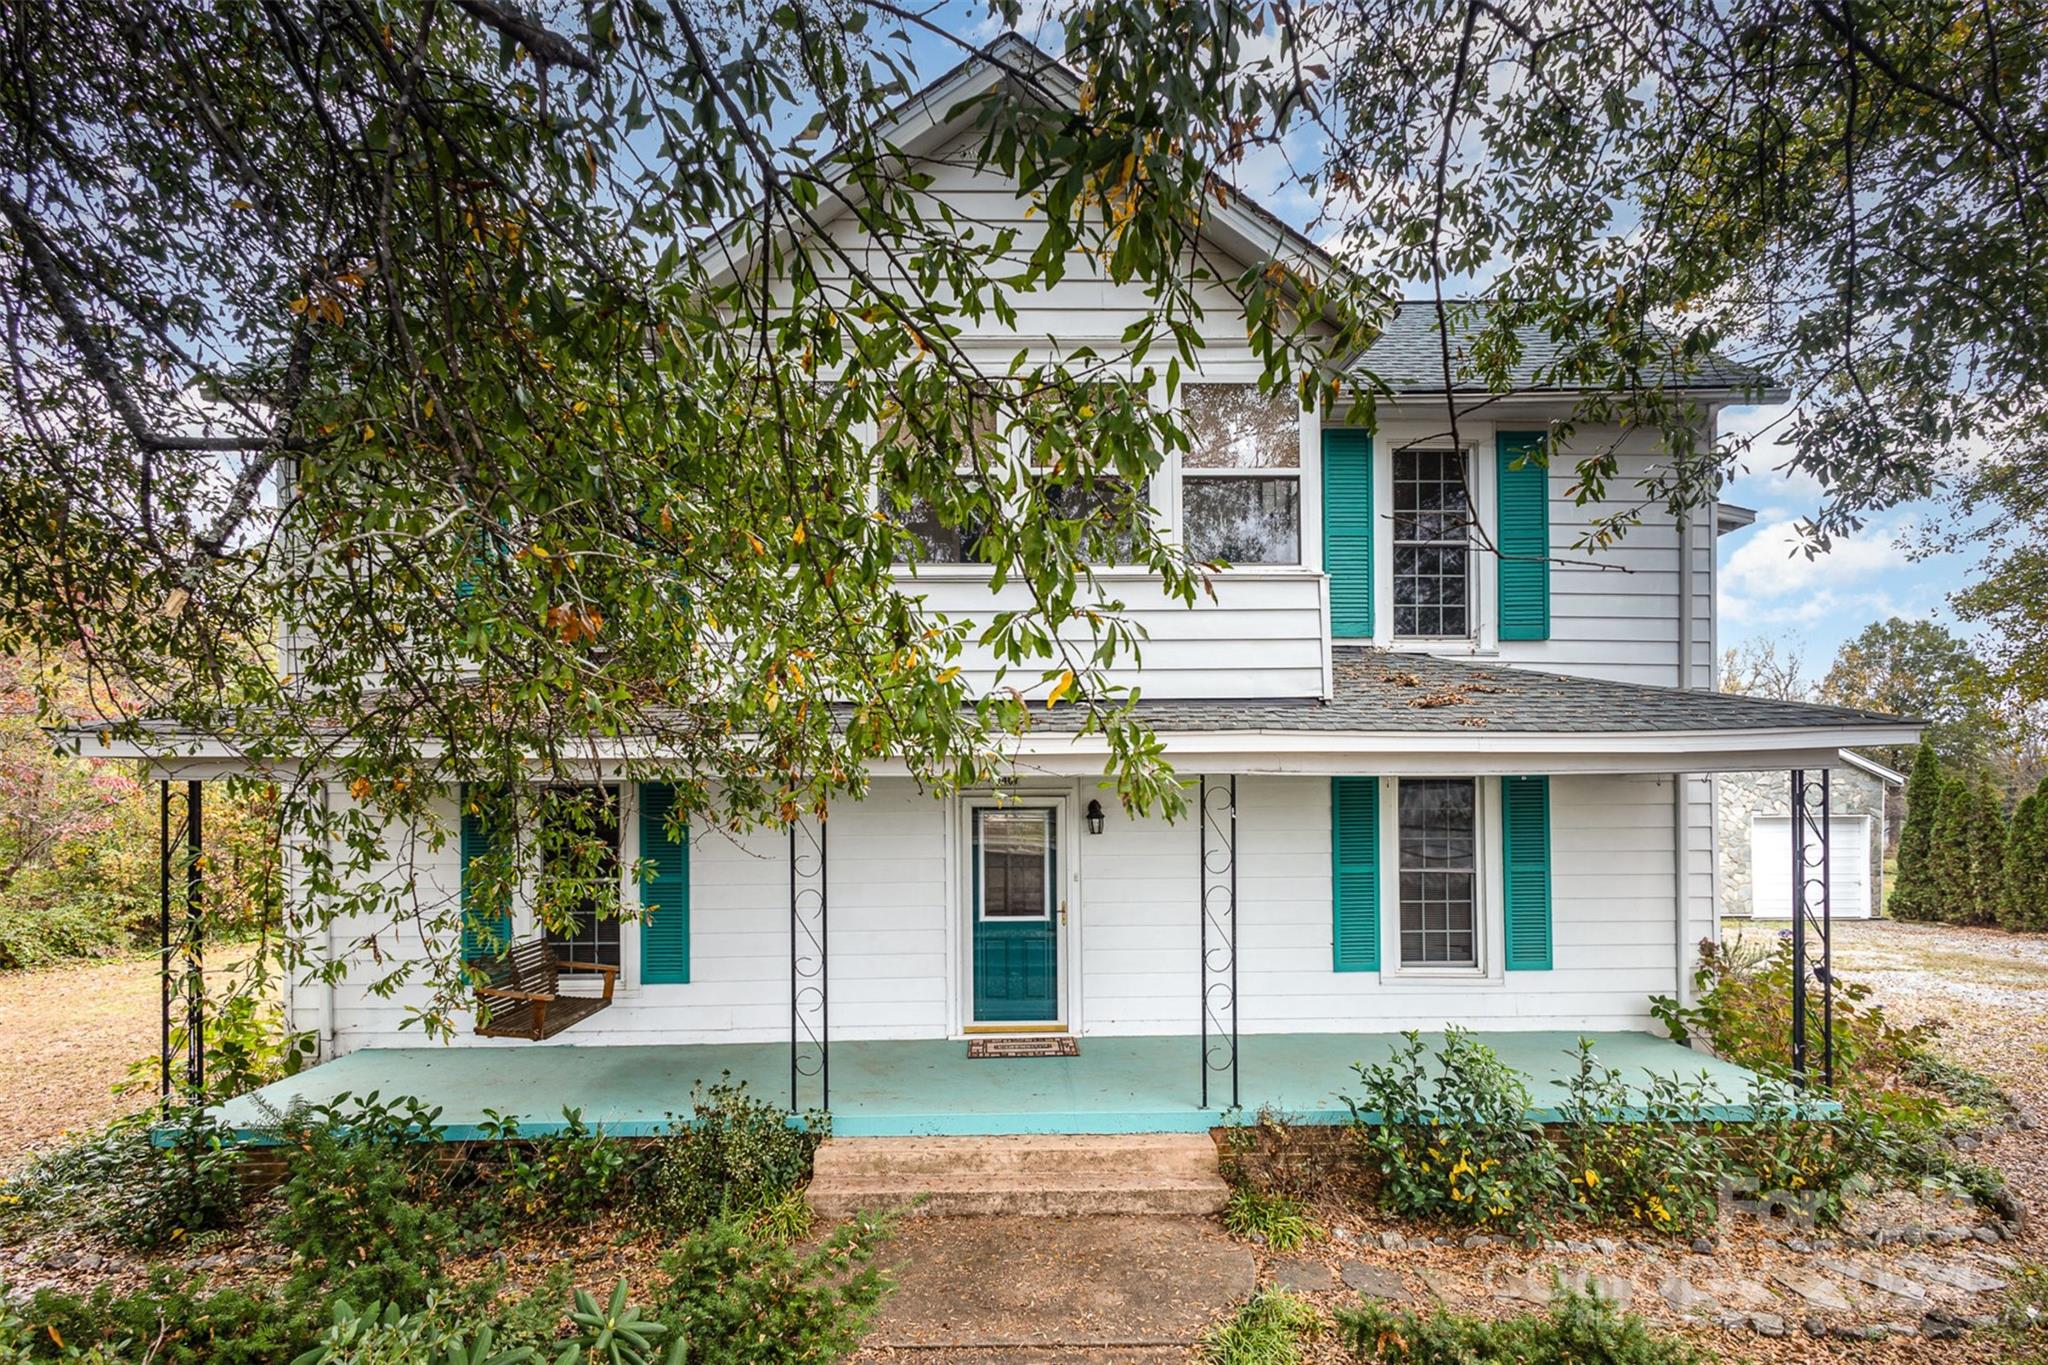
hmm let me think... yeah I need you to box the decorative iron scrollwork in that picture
[790,812,828,1112]
[1199,775,1238,1110]
[1789,768,1833,1088]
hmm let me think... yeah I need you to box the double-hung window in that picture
[1391,448,1473,638]
[535,785,623,968]
[886,393,1000,564]
[1180,384,1300,565]
[1397,778,1478,968]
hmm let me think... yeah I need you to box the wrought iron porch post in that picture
[790,813,829,1113]
[184,778,204,1103]
[1199,776,1239,1110]
[159,779,172,1115]
[1789,768,1834,1089]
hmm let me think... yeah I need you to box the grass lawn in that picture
[0,946,259,1172]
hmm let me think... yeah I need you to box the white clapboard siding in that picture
[1080,775,1681,1036]
[903,569,1328,699]
[298,774,1693,1055]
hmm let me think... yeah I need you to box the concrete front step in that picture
[808,1133,1228,1218]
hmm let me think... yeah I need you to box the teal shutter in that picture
[1322,429,1374,637]
[1331,777,1381,972]
[638,782,690,984]
[1496,432,1551,641]
[1501,776,1553,970]
[459,788,512,962]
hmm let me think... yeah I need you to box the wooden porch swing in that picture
[474,938,618,1041]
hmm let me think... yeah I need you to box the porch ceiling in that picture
[187,1031,1800,1143]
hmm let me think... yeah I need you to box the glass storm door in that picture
[970,806,1060,1023]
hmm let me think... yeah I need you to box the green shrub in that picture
[287,1298,493,1365]
[0,1110,244,1252]
[1203,1291,1321,1365]
[1336,1285,1710,1363]
[0,896,137,969]
[476,1108,630,1223]
[291,1280,681,1365]
[650,1214,890,1365]
[646,1077,824,1232]
[1651,934,1931,1091]
[15,1270,322,1365]
[750,1188,814,1247]
[1552,1044,1726,1235]
[1651,935,2020,1219]
[268,1098,458,1309]
[1343,1029,1556,1230]
[1222,1187,1322,1252]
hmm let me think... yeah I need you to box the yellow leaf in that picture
[792,522,806,545]
[747,532,765,555]
[348,777,372,802]
[937,667,961,684]
[1045,669,1075,707]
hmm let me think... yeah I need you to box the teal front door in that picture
[971,805,1060,1023]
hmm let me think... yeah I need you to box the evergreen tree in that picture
[1925,776,1972,923]
[1890,746,1946,922]
[2003,793,2044,932]
[1962,772,2010,927]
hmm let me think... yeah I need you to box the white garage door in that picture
[1750,815,1873,919]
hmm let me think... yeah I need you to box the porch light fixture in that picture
[1086,799,1105,835]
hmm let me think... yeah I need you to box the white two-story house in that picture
[134,36,1914,1138]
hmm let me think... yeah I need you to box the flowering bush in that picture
[1344,1029,1558,1230]
[1552,1043,1728,1235]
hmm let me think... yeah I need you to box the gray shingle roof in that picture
[1024,648,1913,735]
[1356,304,1779,396]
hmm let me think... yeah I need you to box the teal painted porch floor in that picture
[197,1031,1796,1142]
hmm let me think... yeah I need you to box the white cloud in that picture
[1720,515,1904,604]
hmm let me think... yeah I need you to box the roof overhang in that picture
[66,719,1920,783]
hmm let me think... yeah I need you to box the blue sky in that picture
[1713,406,1976,672]
[878,15,1978,677]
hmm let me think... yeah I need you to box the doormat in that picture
[967,1037,1079,1059]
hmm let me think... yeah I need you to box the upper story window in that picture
[1180,384,1300,566]
[1397,778,1477,968]
[898,494,991,563]
[1392,448,1472,638]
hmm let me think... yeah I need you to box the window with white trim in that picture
[1397,778,1477,967]
[1392,448,1473,637]
[535,785,623,968]
[1180,384,1300,565]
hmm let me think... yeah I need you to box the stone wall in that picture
[1717,767,1891,918]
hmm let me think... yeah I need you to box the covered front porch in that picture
[198,1030,1781,1141]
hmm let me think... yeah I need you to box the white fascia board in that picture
[703,37,1349,312]
[1837,748,1907,786]
[69,721,1920,783]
